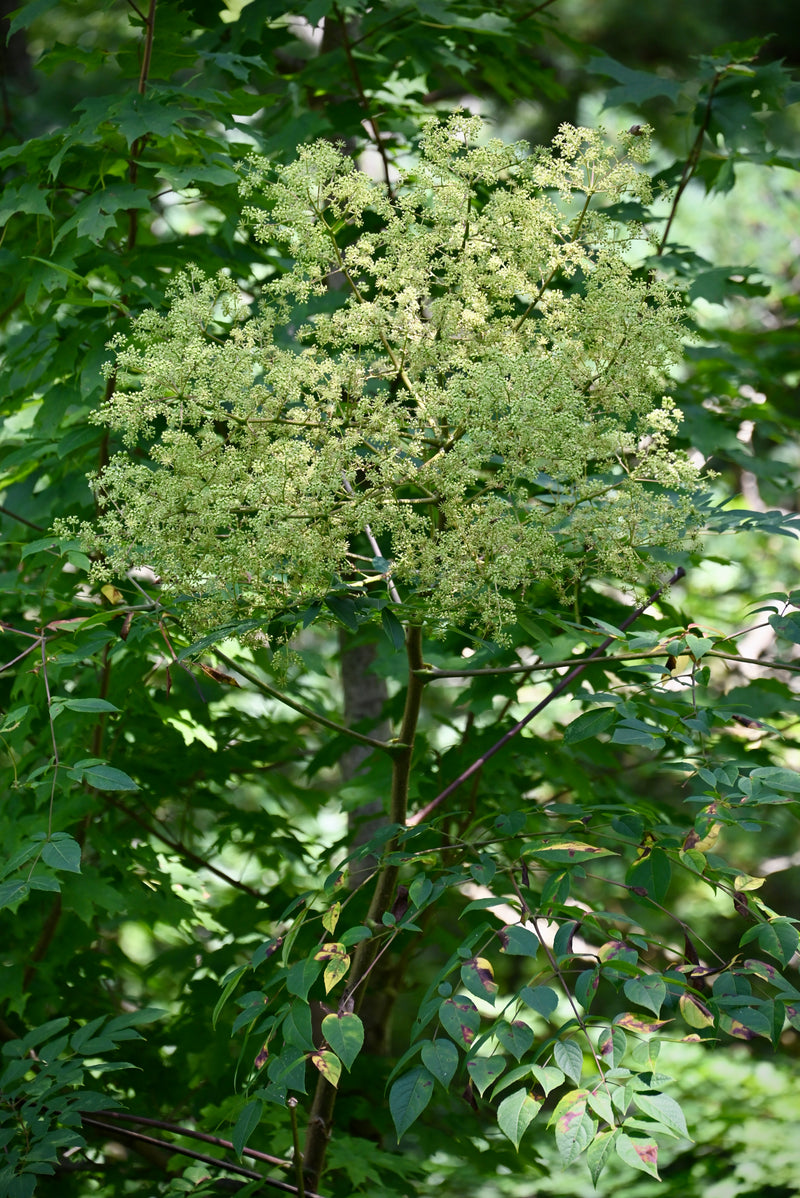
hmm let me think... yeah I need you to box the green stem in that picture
[302,624,425,1192]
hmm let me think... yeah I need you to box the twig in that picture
[407,567,686,825]
[0,505,44,530]
[213,650,400,755]
[657,71,722,255]
[93,1109,290,1169]
[333,2,395,196]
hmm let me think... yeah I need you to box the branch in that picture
[657,71,722,255]
[80,1116,325,1196]
[0,504,44,531]
[332,2,395,196]
[93,1109,291,1170]
[407,567,686,825]
[214,650,401,755]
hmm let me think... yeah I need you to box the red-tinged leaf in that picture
[197,662,241,686]
[314,941,346,961]
[551,1089,594,1165]
[497,1087,542,1149]
[466,1055,506,1096]
[598,1026,626,1068]
[679,993,714,1029]
[587,1128,619,1185]
[615,1132,660,1178]
[311,1050,341,1088]
[254,1044,269,1070]
[460,956,497,1003]
[439,995,480,1049]
[495,1020,534,1061]
[389,1067,435,1139]
[497,925,540,957]
[321,1012,363,1071]
[615,1012,671,1034]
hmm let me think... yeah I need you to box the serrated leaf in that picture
[616,1132,660,1178]
[633,1092,689,1139]
[553,1039,583,1085]
[551,1089,594,1165]
[497,1087,541,1149]
[467,1055,506,1096]
[232,1100,263,1159]
[587,1128,619,1185]
[530,1064,564,1095]
[389,1067,435,1139]
[421,1037,458,1088]
[41,836,81,874]
[321,1012,363,1071]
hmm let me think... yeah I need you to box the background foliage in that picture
[1,2,799,1196]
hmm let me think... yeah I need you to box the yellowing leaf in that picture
[323,954,350,993]
[322,901,341,935]
[311,1050,341,1087]
[101,584,124,604]
[733,874,765,892]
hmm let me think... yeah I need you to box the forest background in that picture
[1,2,800,1197]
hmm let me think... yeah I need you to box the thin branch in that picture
[0,505,44,531]
[80,1116,325,1196]
[341,476,402,604]
[657,71,722,255]
[333,2,395,196]
[94,1109,291,1169]
[407,567,686,825]
[100,793,269,900]
[213,650,401,755]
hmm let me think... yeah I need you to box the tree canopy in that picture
[1,4,800,1198]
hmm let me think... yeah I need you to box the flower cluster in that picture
[77,115,701,637]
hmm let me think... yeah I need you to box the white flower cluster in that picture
[78,115,701,637]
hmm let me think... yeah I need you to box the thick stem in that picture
[302,625,425,1192]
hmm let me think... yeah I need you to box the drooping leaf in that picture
[321,1013,364,1071]
[421,1037,458,1088]
[439,995,481,1049]
[389,1067,435,1139]
[497,1087,542,1149]
[615,1132,660,1179]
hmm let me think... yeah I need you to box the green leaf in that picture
[497,1087,541,1149]
[564,707,616,744]
[70,762,139,791]
[460,956,497,1004]
[590,55,682,107]
[520,986,559,1018]
[553,1039,583,1086]
[56,697,121,714]
[0,880,30,909]
[498,925,540,957]
[389,1066,435,1139]
[623,976,666,1017]
[232,1100,263,1159]
[551,1089,594,1165]
[439,995,481,1049]
[527,841,617,865]
[41,835,81,874]
[587,1128,620,1185]
[286,957,323,1001]
[626,849,671,903]
[634,1092,690,1140]
[615,1132,660,1179]
[466,1055,506,1096]
[381,607,405,650]
[494,1020,534,1061]
[421,1037,458,1088]
[530,1064,564,1096]
[321,1012,364,1071]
